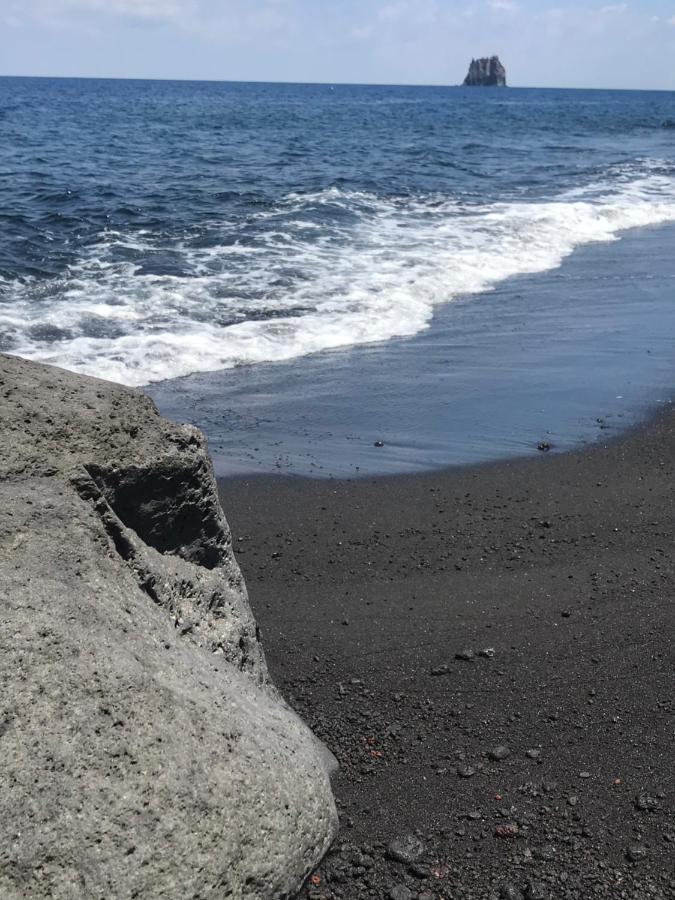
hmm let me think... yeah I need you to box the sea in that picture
[2,76,675,476]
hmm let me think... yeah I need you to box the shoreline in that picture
[150,219,675,481]
[218,402,675,899]
[218,396,674,487]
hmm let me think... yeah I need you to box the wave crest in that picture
[4,163,675,385]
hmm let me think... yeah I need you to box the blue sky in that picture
[2,1,675,89]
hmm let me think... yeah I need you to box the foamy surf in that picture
[4,165,675,386]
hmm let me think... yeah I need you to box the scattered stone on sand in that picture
[457,766,477,778]
[635,792,660,812]
[525,882,549,900]
[626,844,649,862]
[389,885,413,900]
[495,823,520,839]
[386,834,425,865]
[500,883,525,900]
[489,745,511,761]
[455,649,475,661]
[537,441,551,452]
[430,664,451,676]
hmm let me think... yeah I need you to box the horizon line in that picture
[1,73,675,93]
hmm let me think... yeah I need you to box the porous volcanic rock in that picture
[0,354,338,900]
[463,56,507,86]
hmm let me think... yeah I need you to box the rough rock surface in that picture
[0,354,338,900]
[463,56,507,87]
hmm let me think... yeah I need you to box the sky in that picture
[2,1,675,90]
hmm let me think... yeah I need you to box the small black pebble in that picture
[626,844,648,862]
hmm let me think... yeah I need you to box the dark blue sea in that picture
[3,77,675,475]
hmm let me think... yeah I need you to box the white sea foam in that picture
[5,164,675,385]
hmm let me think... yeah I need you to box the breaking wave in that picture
[4,162,675,386]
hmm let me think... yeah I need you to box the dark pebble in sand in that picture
[489,745,510,761]
[500,883,525,900]
[386,834,425,865]
[635,792,660,812]
[455,649,475,661]
[457,765,477,778]
[626,844,648,862]
[537,441,551,452]
[374,440,384,448]
[430,664,451,676]
[409,862,431,879]
[494,823,520,839]
[389,885,412,900]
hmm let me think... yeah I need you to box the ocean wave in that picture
[5,164,675,386]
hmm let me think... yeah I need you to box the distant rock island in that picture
[463,56,507,87]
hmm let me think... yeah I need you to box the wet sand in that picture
[153,222,675,480]
[219,405,674,900]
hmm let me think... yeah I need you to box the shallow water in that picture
[148,221,675,478]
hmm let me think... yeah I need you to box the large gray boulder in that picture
[463,56,507,87]
[0,354,338,900]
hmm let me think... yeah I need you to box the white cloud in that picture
[488,0,518,11]
[2,0,297,41]
[599,3,627,14]
[3,0,190,27]
[74,0,182,17]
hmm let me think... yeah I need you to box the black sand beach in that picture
[219,406,675,900]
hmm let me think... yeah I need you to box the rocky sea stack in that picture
[0,354,338,900]
[463,56,507,87]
